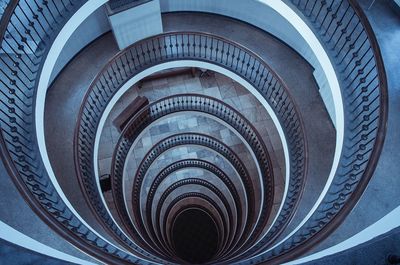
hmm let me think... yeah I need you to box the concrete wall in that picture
[49,5,111,84]
[108,0,163,49]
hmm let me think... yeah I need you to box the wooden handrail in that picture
[0,0,387,263]
[74,32,307,262]
[109,94,274,255]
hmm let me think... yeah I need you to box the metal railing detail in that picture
[154,178,232,256]
[232,0,388,263]
[109,94,274,253]
[145,159,243,255]
[75,32,306,260]
[0,1,162,264]
[0,0,386,262]
[161,195,226,260]
[127,133,250,255]
[112,132,254,255]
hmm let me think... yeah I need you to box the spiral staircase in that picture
[0,0,399,264]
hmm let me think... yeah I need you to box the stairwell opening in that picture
[171,208,219,264]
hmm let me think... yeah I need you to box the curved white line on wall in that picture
[35,0,158,263]
[284,206,400,264]
[120,109,266,242]
[92,60,291,253]
[161,0,344,259]
[120,114,248,250]
[0,221,99,265]
[34,0,344,261]
[237,1,344,261]
[123,124,249,252]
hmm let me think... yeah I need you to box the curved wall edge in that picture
[161,0,339,128]
[0,221,99,265]
[35,0,344,260]
[91,61,290,251]
[35,0,155,261]
[285,206,400,264]
[49,5,111,84]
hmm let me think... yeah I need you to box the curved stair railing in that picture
[109,94,274,254]
[124,133,251,256]
[232,0,388,263]
[155,178,233,256]
[75,31,307,260]
[0,0,387,264]
[161,194,227,261]
[146,158,243,256]
[0,1,165,264]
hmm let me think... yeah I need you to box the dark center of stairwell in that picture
[171,208,219,264]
